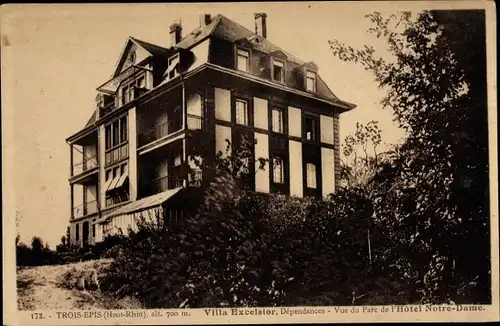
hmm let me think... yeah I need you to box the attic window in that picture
[237,49,250,72]
[165,54,180,80]
[306,70,317,92]
[272,59,284,83]
[249,35,261,44]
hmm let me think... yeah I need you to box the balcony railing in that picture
[105,193,130,207]
[105,143,129,166]
[137,114,203,148]
[138,122,170,147]
[187,114,203,131]
[99,87,150,118]
[73,200,98,219]
[138,119,184,148]
[141,176,184,197]
[72,155,98,176]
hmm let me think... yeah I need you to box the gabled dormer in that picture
[261,50,288,84]
[113,39,152,77]
[294,61,319,93]
[234,38,254,73]
[163,48,195,83]
[95,37,172,119]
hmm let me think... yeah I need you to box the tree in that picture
[31,236,43,253]
[330,10,489,303]
[340,120,388,192]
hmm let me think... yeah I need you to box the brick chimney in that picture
[254,13,267,38]
[169,22,182,45]
[199,14,211,27]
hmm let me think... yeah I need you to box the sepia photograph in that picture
[1,1,498,324]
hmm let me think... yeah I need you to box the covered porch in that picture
[69,130,98,182]
[94,187,203,241]
[138,139,185,199]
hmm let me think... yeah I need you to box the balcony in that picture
[137,114,203,149]
[73,200,98,219]
[105,143,129,166]
[105,192,130,207]
[138,121,173,148]
[97,64,153,118]
[73,155,98,176]
[99,87,149,118]
[140,176,184,198]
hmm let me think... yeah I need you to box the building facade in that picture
[66,13,356,247]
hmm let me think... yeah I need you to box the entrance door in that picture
[82,221,90,246]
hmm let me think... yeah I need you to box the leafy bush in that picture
[99,176,404,308]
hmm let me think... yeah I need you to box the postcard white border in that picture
[2,1,498,324]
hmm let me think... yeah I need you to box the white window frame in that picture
[306,163,317,189]
[237,49,250,72]
[235,99,248,126]
[273,157,284,184]
[306,70,317,92]
[120,82,134,106]
[272,58,285,83]
[166,53,180,80]
[272,107,284,133]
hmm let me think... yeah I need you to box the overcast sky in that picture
[2,3,415,248]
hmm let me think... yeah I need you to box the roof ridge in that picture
[175,14,222,48]
[130,36,169,51]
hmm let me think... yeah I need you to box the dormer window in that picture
[165,53,180,80]
[237,49,250,72]
[272,59,285,83]
[306,70,317,92]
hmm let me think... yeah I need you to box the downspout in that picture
[181,75,187,187]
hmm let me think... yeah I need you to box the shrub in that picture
[99,177,401,308]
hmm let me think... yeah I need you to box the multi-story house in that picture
[66,13,356,247]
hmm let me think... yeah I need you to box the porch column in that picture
[98,124,106,207]
[182,82,187,187]
[70,143,74,177]
[129,107,138,201]
[182,138,187,187]
[182,82,187,130]
[70,183,74,219]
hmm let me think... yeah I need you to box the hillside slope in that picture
[17,259,141,310]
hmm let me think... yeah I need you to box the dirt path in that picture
[17,260,115,310]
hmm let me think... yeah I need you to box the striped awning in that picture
[96,187,183,224]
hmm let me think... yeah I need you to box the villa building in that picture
[65,13,356,247]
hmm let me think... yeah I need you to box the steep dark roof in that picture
[176,14,340,101]
[76,14,353,135]
[130,37,171,56]
[212,16,304,64]
[175,15,222,49]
